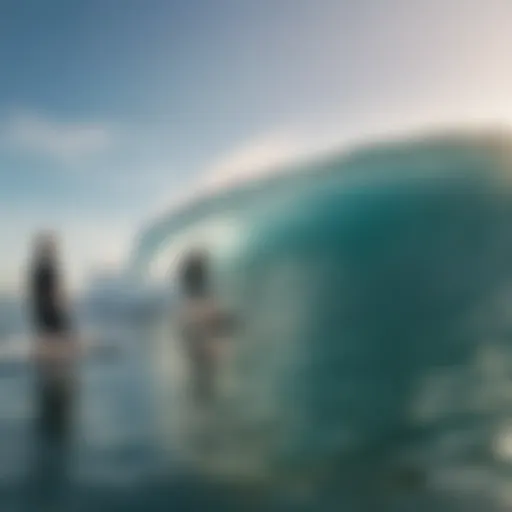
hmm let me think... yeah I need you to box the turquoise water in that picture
[133,132,512,509]
[3,132,512,510]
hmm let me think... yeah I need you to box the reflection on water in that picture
[0,328,254,511]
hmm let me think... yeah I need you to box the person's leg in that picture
[195,351,216,405]
[35,331,77,440]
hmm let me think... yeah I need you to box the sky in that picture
[1,0,512,293]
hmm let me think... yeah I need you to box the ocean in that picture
[132,131,512,510]
[5,131,512,510]
[0,288,247,511]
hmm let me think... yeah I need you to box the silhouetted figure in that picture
[27,233,78,509]
[30,232,76,441]
[178,250,214,405]
[178,249,233,406]
[31,234,68,338]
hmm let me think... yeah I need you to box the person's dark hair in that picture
[179,249,209,297]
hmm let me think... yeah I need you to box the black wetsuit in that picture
[32,261,67,335]
[31,260,73,440]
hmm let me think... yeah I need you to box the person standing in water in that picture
[178,249,233,406]
[29,232,77,441]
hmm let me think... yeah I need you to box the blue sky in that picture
[1,0,512,291]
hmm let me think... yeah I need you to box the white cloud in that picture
[1,110,114,164]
